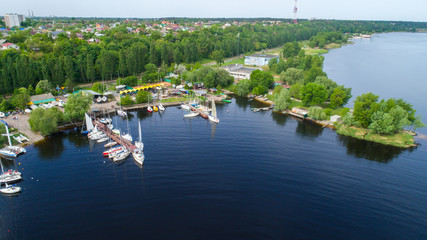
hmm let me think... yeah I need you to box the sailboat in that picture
[132,120,145,164]
[147,96,153,113]
[0,121,26,158]
[82,113,95,135]
[0,183,21,194]
[208,99,220,123]
[0,161,21,185]
[134,120,144,151]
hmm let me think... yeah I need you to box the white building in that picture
[222,64,258,80]
[4,14,26,28]
[244,54,278,67]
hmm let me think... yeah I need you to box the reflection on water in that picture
[33,133,65,160]
[136,110,153,120]
[211,122,217,140]
[235,96,250,111]
[295,120,324,139]
[337,134,415,163]
[271,111,288,126]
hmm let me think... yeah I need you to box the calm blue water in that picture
[0,32,426,240]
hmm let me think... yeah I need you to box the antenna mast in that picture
[293,0,298,24]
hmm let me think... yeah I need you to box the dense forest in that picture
[0,19,425,94]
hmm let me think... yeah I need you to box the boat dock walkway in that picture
[95,122,137,152]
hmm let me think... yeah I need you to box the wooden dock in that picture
[95,122,137,152]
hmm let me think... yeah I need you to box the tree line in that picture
[0,19,419,94]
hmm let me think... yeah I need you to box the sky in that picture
[3,0,427,22]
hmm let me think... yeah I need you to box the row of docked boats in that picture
[0,162,22,195]
[84,113,145,166]
[182,99,219,123]
[146,103,165,113]
[0,120,26,159]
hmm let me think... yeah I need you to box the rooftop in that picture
[246,54,278,59]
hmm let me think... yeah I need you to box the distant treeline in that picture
[0,20,424,94]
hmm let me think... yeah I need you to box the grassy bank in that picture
[336,124,415,148]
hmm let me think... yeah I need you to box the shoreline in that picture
[250,96,417,149]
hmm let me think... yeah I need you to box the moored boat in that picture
[0,183,21,195]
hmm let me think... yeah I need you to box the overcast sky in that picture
[3,0,427,22]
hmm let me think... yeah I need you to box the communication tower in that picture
[293,0,298,24]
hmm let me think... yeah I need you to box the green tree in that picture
[135,91,152,104]
[280,68,304,85]
[300,83,328,106]
[353,93,379,128]
[63,93,92,121]
[329,86,352,108]
[305,67,326,84]
[11,88,30,109]
[236,79,251,97]
[64,78,75,92]
[273,88,291,111]
[314,76,337,97]
[29,108,64,135]
[120,95,134,106]
[249,69,274,89]
[252,85,268,95]
[289,83,303,99]
[36,80,53,94]
[308,106,327,120]
[210,49,225,66]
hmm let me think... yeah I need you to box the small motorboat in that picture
[103,146,124,157]
[104,142,117,148]
[147,106,153,113]
[132,149,145,165]
[113,150,130,162]
[158,104,165,111]
[0,183,21,195]
[181,104,190,110]
[102,96,108,102]
[184,112,199,118]
[97,137,109,143]
[153,106,158,112]
[123,133,133,142]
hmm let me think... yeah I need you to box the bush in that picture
[252,85,268,96]
[63,93,92,121]
[135,91,152,104]
[120,95,134,106]
[308,106,327,120]
[29,108,63,135]
[273,88,291,111]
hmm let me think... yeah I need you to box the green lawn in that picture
[336,124,415,148]
[222,58,244,66]
[303,48,329,55]
[199,58,214,64]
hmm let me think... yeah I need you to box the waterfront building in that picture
[30,93,56,105]
[4,14,26,28]
[244,54,278,66]
[222,64,258,80]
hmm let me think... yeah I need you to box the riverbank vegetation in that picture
[28,93,92,135]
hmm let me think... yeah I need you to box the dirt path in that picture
[2,115,44,143]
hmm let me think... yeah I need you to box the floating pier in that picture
[95,122,137,152]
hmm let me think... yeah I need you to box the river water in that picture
[0,32,426,240]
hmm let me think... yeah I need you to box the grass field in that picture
[222,58,244,66]
[302,48,329,55]
[336,124,415,148]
